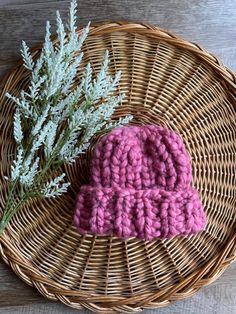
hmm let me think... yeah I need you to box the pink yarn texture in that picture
[74,125,207,240]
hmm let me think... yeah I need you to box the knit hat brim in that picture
[74,186,207,240]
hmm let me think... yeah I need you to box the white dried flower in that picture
[6,93,34,119]
[44,121,58,157]
[11,148,24,181]
[1,0,132,235]
[31,121,52,153]
[20,157,39,186]
[28,76,46,103]
[21,40,34,71]
[31,103,50,136]
[13,109,23,144]
[41,173,71,198]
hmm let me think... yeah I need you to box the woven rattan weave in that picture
[0,22,235,314]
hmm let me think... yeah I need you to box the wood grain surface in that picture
[0,0,236,313]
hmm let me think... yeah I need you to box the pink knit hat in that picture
[74,125,207,240]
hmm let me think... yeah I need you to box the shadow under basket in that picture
[0,22,236,314]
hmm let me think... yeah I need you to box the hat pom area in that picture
[74,125,207,240]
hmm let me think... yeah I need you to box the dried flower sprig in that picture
[0,0,132,234]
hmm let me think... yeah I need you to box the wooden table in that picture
[0,1,236,313]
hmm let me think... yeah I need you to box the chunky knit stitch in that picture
[74,125,207,240]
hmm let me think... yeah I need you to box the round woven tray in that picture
[0,22,236,314]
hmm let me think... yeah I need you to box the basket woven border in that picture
[0,22,236,313]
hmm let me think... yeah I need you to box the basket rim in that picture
[0,21,236,314]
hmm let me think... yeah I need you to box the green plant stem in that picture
[0,195,28,235]
[0,174,40,235]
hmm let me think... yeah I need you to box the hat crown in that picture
[91,125,192,191]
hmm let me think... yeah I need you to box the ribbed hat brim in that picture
[74,186,207,240]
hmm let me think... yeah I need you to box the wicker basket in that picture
[0,22,235,314]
